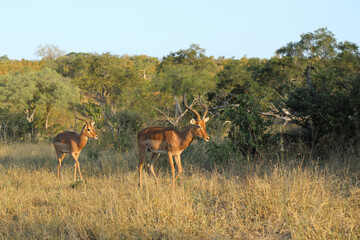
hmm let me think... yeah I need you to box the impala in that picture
[53,110,98,181]
[137,94,210,188]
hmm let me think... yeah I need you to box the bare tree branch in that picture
[154,95,199,127]
[208,104,240,111]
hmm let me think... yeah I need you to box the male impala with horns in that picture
[137,94,210,188]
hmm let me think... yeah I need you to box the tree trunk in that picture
[101,85,106,108]
[25,101,36,141]
[0,122,9,144]
[305,65,312,87]
[44,106,51,134]
[25,106,36,123]
[143,69,147,79]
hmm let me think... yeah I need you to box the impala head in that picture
[82,121,98,139]
[184,94,210,142]
[74,109,98,140]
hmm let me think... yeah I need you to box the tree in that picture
[0,59,42,75]
[259,56,307,96]
[35,44,66,60]
[129,55,159,80]
[222,94,271,155]
[36,69,81,133]
[216,57,264,95]
[153,44,219,101]
[0,68,80,138]
[278,28,360,139]
[54,52,146,108]
[158,44,219,73]
[276,27,337,60]
[0,55,9,61]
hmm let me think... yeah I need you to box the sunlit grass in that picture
[0,142,359,239]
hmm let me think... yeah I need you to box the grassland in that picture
[0,142,360,239]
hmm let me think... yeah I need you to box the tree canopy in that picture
[0,29,359,150]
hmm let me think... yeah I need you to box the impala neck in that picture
[179,126,196,150]
[78,128,89,151]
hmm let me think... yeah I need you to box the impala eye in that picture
[87,128,91,131]
[196,125,201,129]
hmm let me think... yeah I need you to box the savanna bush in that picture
[221,94,272,156]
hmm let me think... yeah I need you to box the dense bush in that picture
[99,108,143,151]
[221,94,272,155]
[286,72,360,139]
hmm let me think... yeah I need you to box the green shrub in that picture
[206,140,234,165]
[286,73,360,139]
[222,94,271,155]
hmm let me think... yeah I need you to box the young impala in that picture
[137,94,210,188]
[53,110,98,181]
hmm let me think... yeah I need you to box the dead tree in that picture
[154,95,201,127]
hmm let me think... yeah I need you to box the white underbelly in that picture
[54,142,71,153]
[144,140,184,155]
[145,140,166,154]
[149,149,167,154]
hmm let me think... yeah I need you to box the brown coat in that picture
[137,116,210,188]
[53,120,98,181]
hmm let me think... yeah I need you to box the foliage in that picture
[153,44,219,98]
[206,139,234,165]
[216,58,256,94]
[259,56,307,97]
[286,73,360,138]
[0,110,29,141]
[222,94,271,155]
[0,58,42,75]
[35,44,66,60]
[0,68,80,140]
[0,28,359,154]
[283,29,360,139]
[54,52,158,107]
[110,110,143,151]
[99,107,144,151]
[276,27,337,60]
[154,64,216,97]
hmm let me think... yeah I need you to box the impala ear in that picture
[92,121,95,126]
[203,117,209,123]
[190,119,196,125]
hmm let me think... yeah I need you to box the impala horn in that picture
[73,107,89,124]
[183,93,201,121]
[198,93,208,119]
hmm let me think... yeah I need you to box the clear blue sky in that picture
[1,0,359,60]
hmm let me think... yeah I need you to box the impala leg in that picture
[74,162,77,181]
[57,153,66,181]
[174,155,183,184]
[138,147,146,188]
[72,152,82,181]
[76,153,83,181]
[149,153,160,184]
[167,153,175,188]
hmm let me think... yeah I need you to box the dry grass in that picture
[0,142,360,239]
